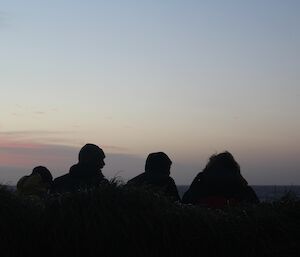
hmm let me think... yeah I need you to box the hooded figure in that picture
[127,152,180,201]
[182,152,259,207]
[17,166,53,198]
[52,144,108,193]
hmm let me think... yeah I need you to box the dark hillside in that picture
[0,184,299,257]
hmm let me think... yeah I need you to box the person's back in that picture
[52,144,108,193]
[127,152,180,201]
[17,166,53,199]
[182,152,259,207]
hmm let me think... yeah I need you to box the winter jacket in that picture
[127,172,180,201]
[52,163,108,193]
[182,171,259,207]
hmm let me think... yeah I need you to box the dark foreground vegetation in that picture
[1,183,300,257]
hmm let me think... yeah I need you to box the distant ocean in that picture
[178,185,300,202]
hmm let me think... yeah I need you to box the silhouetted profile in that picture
[17,166,53,198]
[127,152,180,201]
[52,144,108,193]
[182,152,259,207]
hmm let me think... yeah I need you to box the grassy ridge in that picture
[0,183,300,257]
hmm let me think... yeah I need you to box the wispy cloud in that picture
[0,130,129,152]
[0,140,44,150]
[0,130,78,145]
[0,140,78,168]
[0,130,68,136]
[102,145,128,151]
[0,142,79,184]
[0,130,79,155]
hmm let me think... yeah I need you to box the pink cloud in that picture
[0,139,45,150]
[0,136,75,167]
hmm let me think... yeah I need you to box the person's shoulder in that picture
[54,173,70,182]
[166,176,176,184]
[53,173,71,187]
[69,164,79,173]
[17,175,30,191]
[51,173,72,193]
[127,172,146,185]
[97,172,109,184]
[17,175,29,185]
[242,185,260,204]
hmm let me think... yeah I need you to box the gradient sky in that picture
[1,0,299,185]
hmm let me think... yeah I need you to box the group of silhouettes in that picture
[17,143,259,208]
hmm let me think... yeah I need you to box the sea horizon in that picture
[177,185,300,201]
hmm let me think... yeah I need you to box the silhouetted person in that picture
[127,152,180,201]
[182,152,259,207]
[52,144,108,193]
[17,166,53,198]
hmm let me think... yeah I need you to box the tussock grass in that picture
[0,183,299,257]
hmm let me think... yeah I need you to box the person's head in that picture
[204,151,241,175]
[31,166,53,185]
[145,152,172,176]
[78,143,105,170]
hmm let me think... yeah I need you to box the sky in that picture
[0,0,299,185]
